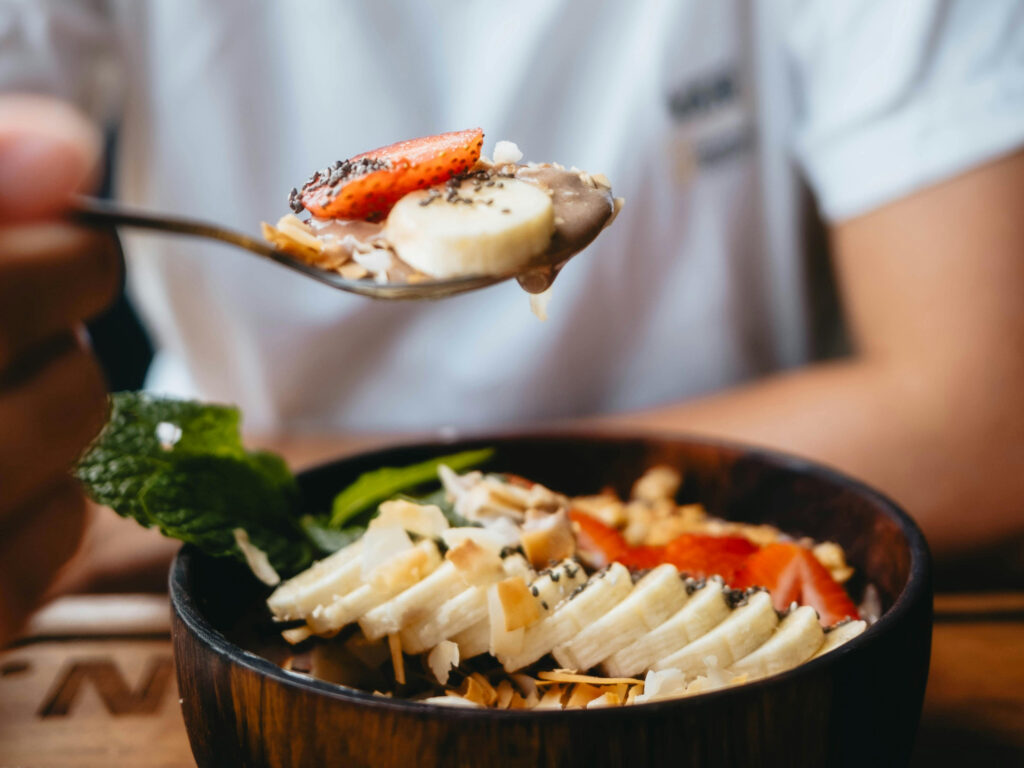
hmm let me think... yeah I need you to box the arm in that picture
[616,149,1024,560]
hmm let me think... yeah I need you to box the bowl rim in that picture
[170,429,931,720]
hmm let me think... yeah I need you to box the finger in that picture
[0,333,108,515]
[0,95,101,222]
[0,476,88,645]
[0,222,122,368]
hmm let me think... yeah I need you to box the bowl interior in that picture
[178,433,928,678]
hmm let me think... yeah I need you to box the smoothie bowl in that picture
[167,433,931,768]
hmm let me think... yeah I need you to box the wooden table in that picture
[1,591,1021,767]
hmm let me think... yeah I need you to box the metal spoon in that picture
[68,195,509,300]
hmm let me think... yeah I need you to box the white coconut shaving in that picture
[427,640,460,685]
[232,528,281,586]
[529,287,553,321]
[493,140,524,165]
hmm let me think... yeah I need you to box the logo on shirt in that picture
[665,67,753,181]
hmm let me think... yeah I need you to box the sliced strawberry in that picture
[296,128,484,221]
[663,534,757,582]
[736,543,859,626]
[569,509,628,568]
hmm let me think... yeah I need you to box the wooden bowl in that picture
[170,433,932,768]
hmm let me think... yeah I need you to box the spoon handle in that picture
[68,195,282,259]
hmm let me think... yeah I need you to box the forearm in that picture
[610,357,1024,560]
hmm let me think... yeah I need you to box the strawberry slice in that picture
[663,534,758,582]
[295,128,484,221]
[735,542,859,626]
[569,509,628,568]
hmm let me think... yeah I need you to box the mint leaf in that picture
[75,392,312,576]
[329,448,494,528]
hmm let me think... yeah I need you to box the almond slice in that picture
[536,669,643,686]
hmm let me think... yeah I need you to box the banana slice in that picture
[489,559,587,659]
[401,555,531,654]
[553,564,688,671]
[384,177,555,278]
[812,619,866,659]
[652,590,779,680]
[601,578,729,678]
[499,562,633,673]
[452,617,491,660]
[266,540,363,621]
[730,605,824,681]
[306,539,442,634]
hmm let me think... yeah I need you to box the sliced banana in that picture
[812,619,866,659]
[653,590,779,680]
[602,578,729,678]
[730,605,824,681]
[553,564,688,672]
[452,617,491,660]
[489,559,587,659]
[306,539,442,634]
[401,555,531,655]
[499,563,633,673]
[384,177,555,278]
[266,540,363,621]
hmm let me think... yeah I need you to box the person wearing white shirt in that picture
[1,0,1023,642]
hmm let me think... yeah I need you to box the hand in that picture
[0,96,121,645]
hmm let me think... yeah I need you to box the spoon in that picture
[68,195,511,300]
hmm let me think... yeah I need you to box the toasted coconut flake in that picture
[338,261,369,280]
[571,494,627,528]
[388,632,405,685]
[427,640,460,685]
[508,691,529,710]
[813,541,855,583]
[566,682,605,709]
[535,684,566,710]
[586,691,621,709]
[446,538,505,585]
[281,625,313,645]
[536,669,644,686]
[459,674,498,707]
[631,466,682,503]
[521,508,576,568]
[494,576,542,631]
[496,679,515,709]
[372,499,450,538]
[625,684,642,705]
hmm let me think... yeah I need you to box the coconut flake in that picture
[635,668,687,703]
[372,499,449,538]
[427,640,460,685]
[529,287,553,321]
[232,528,281,586]
[493,140,524,165]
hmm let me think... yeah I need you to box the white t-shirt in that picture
[2,0,1023,432]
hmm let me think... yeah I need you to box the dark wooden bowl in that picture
[170,433,932,768]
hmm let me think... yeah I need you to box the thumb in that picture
[0,95,101,222]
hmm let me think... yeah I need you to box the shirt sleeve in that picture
[0,0,120,120]
[785,0,1024,221]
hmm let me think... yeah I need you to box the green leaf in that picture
[329,448,494,528]
[75,392,311,576]
[300,515,365,554]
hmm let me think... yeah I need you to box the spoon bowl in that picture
[70,196,515,300]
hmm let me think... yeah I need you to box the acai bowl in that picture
[167,433,931,768]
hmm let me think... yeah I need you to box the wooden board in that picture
[1,593,1022,767]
